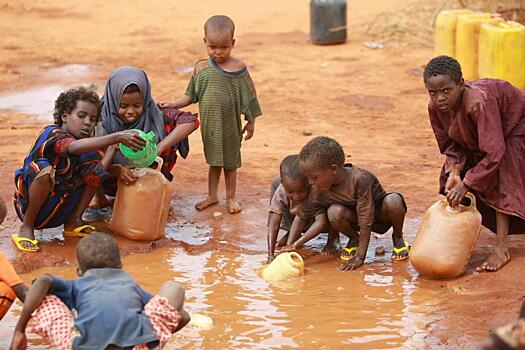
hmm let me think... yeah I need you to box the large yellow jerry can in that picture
[262,252,305,282]
[479,21,525,89]
[110,158,173,241]
[455,13,503,80]
[409,193,482,279]
[435,9,473,57]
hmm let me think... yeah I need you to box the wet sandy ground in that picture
[1,0,525,348]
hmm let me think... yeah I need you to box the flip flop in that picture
[339,246,357,261]
[11,234,40,252]
[63,225,96,238]
[392,241,410,261]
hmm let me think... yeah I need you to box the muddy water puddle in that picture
[0,64,96,120]
[0,241,449,349]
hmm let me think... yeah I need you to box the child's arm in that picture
[157,122,197,155]
[267,212,283,263]
[242,119,255,141]
[10,275,53,350]
[67,130,146,155]
[281,213,328,251]
[284,216,308,247]
[159,95,192,109]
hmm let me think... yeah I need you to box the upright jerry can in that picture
[409,193,482,279]
[110,157,173,241]
[434,9,472,57]
[479,21,525,89]
[455,13,503,80]
[310,0,347,45]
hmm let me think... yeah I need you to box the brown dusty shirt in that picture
[298,164,387,230]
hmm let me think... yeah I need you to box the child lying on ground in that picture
[0,197,27,321]
[12,87,145,252]
[267,155,338,263]
[481,300,525,350]
[283,136,409,271]
[10,232,190,350]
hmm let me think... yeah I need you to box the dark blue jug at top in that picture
[310,0,347,45]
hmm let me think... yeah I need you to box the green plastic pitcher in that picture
[119,129,158,168]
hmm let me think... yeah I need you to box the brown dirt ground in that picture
[0,0,524,348]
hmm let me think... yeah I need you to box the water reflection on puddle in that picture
[0,246,441,349]
[0,64,94,120]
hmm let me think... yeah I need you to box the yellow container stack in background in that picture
[455,13,503,80]
[479,21,525,88]
[435,9,473,57]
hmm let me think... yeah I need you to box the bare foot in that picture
[63,217,95,234]
[226,198,241,214]
[476,248,511,272]
[195,196,219,211]
[276,232,290,247]
[321,234,340,255]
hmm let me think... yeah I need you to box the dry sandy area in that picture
[0,0,524,348]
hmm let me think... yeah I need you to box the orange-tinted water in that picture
[0,236,448,349]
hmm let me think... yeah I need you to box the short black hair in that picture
[423,55,463,84]
[299,136,345,169]
[204,15,235,37]
[280,154,307,184]
[76,232,122,273]
[53,86,101,126]
[123,83,140,94]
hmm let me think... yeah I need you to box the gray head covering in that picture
[98,66,166,141]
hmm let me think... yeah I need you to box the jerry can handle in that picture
[153,156,163,171]
[445,192,477,213]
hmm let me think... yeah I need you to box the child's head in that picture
[203,15,236,64]
[53,87,100,139]
[280,154,309,203]
[423,55,465,113]
[76,232,122,275]
[118,83,144,125]
[299,136,345,192]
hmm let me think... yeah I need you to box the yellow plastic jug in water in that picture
[434,9,473,57]
[110,157,173,241]
[409,193,482,279]
[262,252,305,282]
[479,21,525,88]
[455,13,503,80]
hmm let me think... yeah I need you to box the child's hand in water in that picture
[266,255,275,264]
[243,120,255,141]
[339,256,364,271]
[116,130,147,151]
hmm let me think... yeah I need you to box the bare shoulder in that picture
[230,57,247,71]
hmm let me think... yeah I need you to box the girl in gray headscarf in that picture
[94,66,198,205]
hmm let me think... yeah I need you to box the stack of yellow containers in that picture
[435,9,473,57]
[455,13,503,80]
[479,21,525,88]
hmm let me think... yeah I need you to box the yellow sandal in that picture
[339,247,357,261]
[11,234,40,252]
[63,225,96,238]
[392,241,410,261]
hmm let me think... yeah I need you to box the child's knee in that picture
[327,204,351,224]
[382,194,406,217]
[159,281,185,309]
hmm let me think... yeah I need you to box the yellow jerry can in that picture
[435,9,473,57]
[479,21,525,88]
[409,193,482,279]
[455,13,503,80]
[262,252,305,282]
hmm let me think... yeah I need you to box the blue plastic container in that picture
[310,0,347,45]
